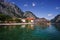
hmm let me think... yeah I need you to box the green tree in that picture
[15,18,22,23]
[0,14,12,22]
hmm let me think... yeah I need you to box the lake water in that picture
[0,24,60,40]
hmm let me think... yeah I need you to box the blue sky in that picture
[6,0,60,20]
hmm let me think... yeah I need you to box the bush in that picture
[15,18,22,23]
[0,14,12,22]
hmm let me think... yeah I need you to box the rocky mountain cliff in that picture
[23,11,37,18]
[51,14,60,23]
[0,1,37,18]
[0,2,24,18]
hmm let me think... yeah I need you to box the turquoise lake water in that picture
[0,24,60,40]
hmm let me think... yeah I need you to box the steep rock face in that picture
[34,18,50,24]
[0,1,37,18]
[23,11,37,19]
[51,14,60,23]
[0,2,24,18]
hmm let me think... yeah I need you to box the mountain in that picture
[23,11,37,19]
[51,14,60,23]
[0,1,37,19]
[0,2,24,18]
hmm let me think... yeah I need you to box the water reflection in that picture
[52,24,60,31]
[0,24,50,31]
[0,24,60,40]
[35,24,49,30]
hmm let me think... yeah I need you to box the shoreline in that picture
[0,23,34,25]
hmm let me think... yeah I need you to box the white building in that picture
[21,19,26,22]
[31,20,34,23]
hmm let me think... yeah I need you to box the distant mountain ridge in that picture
[23,11,37,18]
[0,1,38,19]
[51,14,60,23]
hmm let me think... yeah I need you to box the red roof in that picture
[26,17,35,20]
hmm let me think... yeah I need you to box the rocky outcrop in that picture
[51,14,60,23]
[23,11,37,19]
[34,18,50,25]
[0,2,24,18]
[0,1,38,19]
